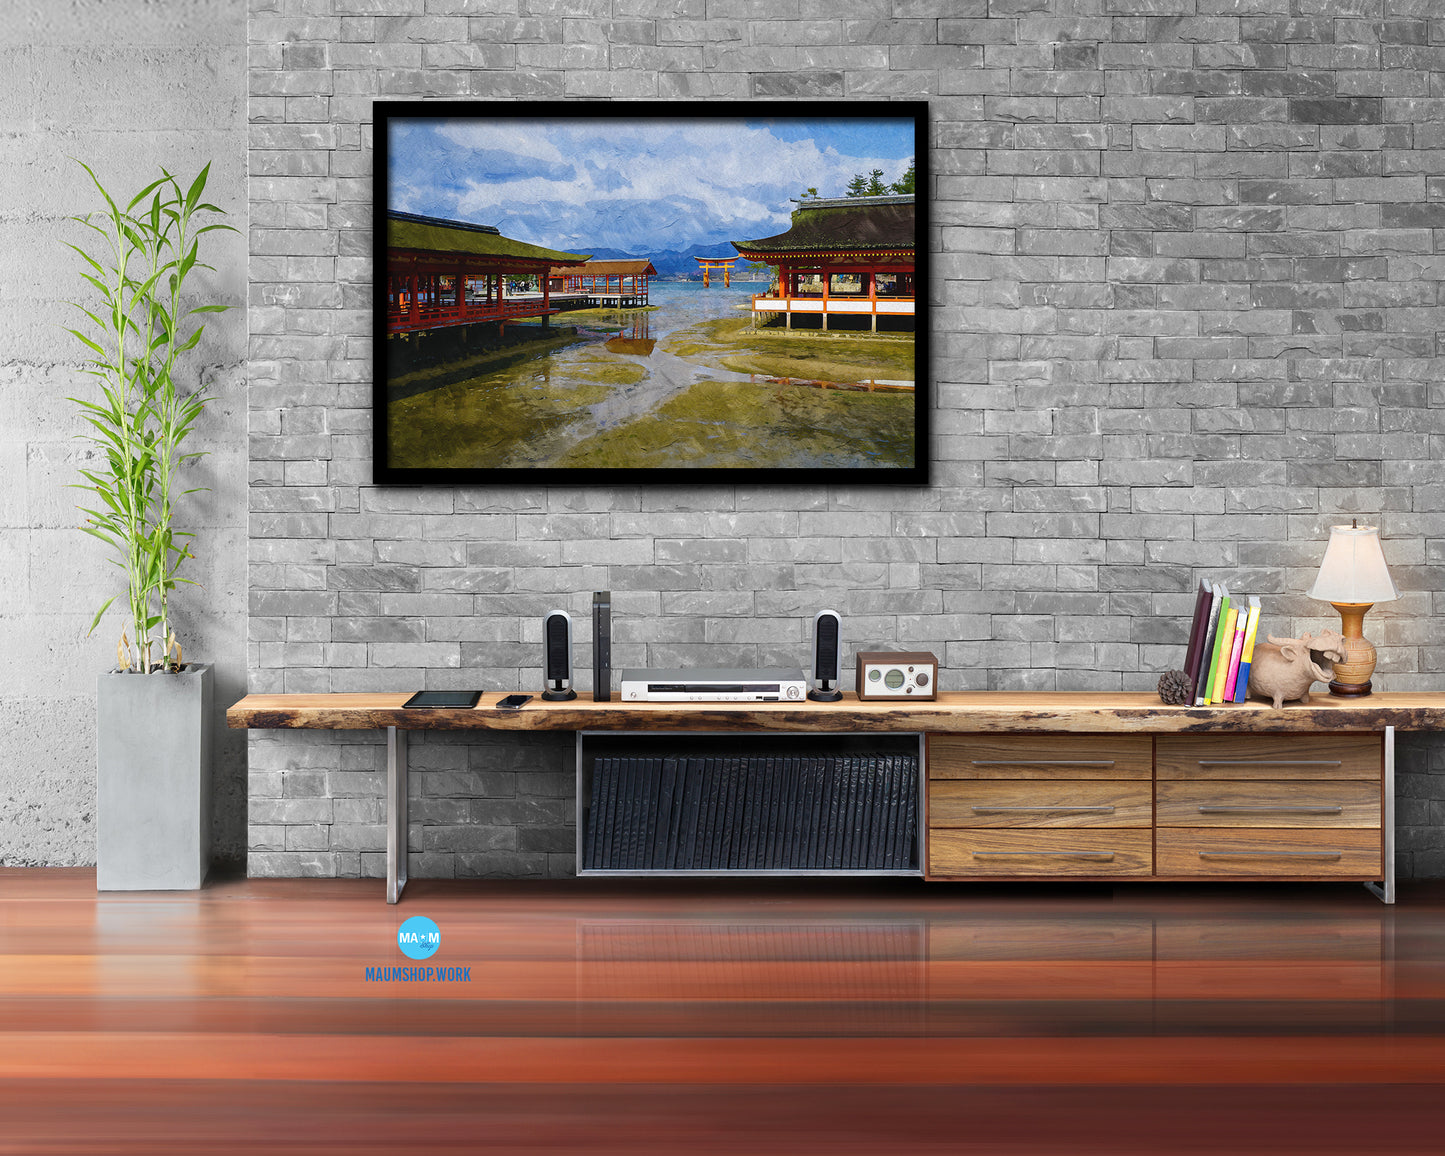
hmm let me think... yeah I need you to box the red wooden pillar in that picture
[408,272,419,326]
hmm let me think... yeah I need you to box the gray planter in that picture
[96,663,213,890]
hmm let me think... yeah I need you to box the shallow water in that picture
[387,281,916,471]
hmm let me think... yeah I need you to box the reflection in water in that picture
[387,281,915,470]
[604,336,656,356]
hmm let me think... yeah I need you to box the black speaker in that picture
[809,609,843,702]
[542,610,576,701]
[592,591,611,702]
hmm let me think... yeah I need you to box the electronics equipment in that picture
[620,668,808,703]
[855,651,939,701]
[402,690,481,709]
[496,694,532,710]
[542,610,577,701]
[809,609,843,702]
[592,590,611,703]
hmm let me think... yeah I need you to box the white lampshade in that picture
[1306,524,1400,605]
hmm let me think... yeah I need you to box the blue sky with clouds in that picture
[388,115,916,256]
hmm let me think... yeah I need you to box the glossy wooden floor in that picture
[3,870,1444,1153]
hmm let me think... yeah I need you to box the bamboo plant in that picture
[65,162,233,673]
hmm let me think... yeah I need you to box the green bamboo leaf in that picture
[184,164,211,214]
[124,177,169,214]
[86,596,118,636]
[63,328,108,358]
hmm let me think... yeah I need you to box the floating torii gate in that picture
[694,255,736,287]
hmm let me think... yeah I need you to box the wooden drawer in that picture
[930,780,1151,828]
[929,734,1152,780]
[1156,780,1380,828]
[930,830,1153,877]
[1156,828,1382,878]
[1156,734,1381,781]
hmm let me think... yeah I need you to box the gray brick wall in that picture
[246,0,1445,881]
[0,0,248,868]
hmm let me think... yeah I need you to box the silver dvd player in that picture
[620,667,808,703]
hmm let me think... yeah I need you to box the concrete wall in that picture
[245,0,1445,881]
[0,0,249,867]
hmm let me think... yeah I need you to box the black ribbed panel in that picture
[586,754,917,871]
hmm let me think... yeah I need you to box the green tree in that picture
[844,173,869,197]
[865,168,887,196]
[890,160,916,195]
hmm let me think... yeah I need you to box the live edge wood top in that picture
[227,691,1445,734]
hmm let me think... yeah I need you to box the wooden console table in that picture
[227,691,1445,904]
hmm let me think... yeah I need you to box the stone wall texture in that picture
[0,0,249,868]
[264,0,1439,880]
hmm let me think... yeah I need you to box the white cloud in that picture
[398,117,913,253]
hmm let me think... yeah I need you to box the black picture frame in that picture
[373,100,929,486]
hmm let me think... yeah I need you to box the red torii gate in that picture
[694,256,736,288]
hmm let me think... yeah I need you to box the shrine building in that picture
[547,258,656,307]
[385,210,589,336]
[732,194,915,332]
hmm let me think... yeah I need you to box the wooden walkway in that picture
[3,869,1444,1152]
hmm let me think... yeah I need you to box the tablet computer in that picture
[402,690,482,709]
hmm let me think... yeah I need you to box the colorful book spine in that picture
[1223,615,1247,702]
[1209,605,1237,704]
[1193,583,1224,707]
[1233,597,1262,704]
[1201,591,1231,704]
[1182,578,1212,684]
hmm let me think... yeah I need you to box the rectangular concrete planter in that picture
[96,663,213,890]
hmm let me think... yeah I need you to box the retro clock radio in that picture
[855,651,938,701]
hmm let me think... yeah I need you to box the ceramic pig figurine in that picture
[1246,629,1346,709]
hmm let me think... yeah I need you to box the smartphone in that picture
[496,694,532,710]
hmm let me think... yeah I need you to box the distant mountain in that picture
[579,243,767,281]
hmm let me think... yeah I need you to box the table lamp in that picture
[1305,521,1399,696]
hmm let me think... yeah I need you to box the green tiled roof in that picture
[388,211,589,265]
[734,197,914,256]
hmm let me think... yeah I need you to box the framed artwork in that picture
[373,100,928,485]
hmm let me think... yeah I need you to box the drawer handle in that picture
[1198,851,1344,860]
[972,806,1116,814]
[1197,805,1344,815]
[971,760,1116,767]
[973,851,1117,861]
[1196,760,1343,767]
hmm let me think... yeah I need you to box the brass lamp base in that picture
[1328,601,1376,698]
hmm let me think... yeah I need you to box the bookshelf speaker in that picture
[809,609,843,702]
[542,610,576,701]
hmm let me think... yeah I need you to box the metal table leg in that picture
[1365,725,1395,905]
[386,727,408,904]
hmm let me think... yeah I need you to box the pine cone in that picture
[1157,669,1193,706]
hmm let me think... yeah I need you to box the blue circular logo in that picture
[397,916,440,960]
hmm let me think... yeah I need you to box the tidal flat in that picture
[385,283,916,472]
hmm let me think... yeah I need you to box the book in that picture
[680,757,705,869]
[1233,597,1262,703]
[1192,582,1224,706]
[1223,613,1248,702]
[653,757,678,870]
[1182,578,1213,691]
[642,757,663,870]
[1209,605,1237,704]
[1194,583,1227,706]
